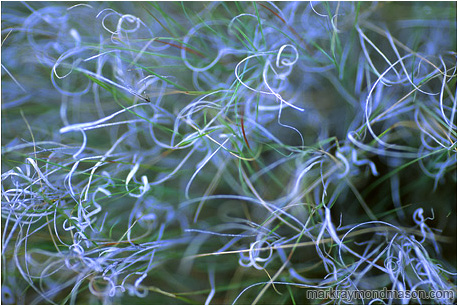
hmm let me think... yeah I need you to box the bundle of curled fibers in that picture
[1,2,456,304]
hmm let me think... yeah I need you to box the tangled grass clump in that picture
[1,1,457,304]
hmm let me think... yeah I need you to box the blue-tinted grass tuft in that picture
[1,1,456,304]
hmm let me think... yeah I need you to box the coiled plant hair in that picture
[1,1,456,304]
